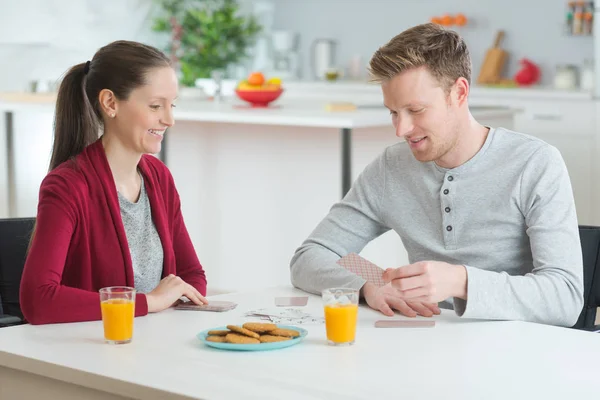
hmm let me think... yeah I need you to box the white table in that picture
[0,286,598,400]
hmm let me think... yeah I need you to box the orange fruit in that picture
[430,17,442,25]
[440,14,453,26]
[247,72,265,86]
[454,14,467,26]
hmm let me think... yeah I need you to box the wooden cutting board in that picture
[477,30,507,85]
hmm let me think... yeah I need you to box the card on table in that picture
[274,296,309,307]
[175,300,238,312]
[374,320,436,328]
[337,252,386,287]
[245,307,324,325]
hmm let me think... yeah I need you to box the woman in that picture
[19,40,208,324]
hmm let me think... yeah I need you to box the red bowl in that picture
[235,88,283,107]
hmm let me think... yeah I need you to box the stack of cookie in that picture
[206,323,300,344]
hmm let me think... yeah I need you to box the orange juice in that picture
[324,304,358,344]
[100,299,134,342]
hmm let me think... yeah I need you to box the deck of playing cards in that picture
[175,300,237,312]
[337,253,386,287]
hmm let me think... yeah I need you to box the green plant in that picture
[152,0,262,86]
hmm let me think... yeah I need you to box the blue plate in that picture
[197,325,308,351]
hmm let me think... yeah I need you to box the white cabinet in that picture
[513,100,595,137]
[471,95,597,225]
[514,100,595,225]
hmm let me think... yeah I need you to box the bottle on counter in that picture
[573,6,583,35]
[584,9,593,35]
[581,59,595,91]
[565,2,574,34]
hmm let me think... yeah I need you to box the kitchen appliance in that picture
[248,0,276,74]
[581,59,595,90]
[311,38,337,80]
[270,31,300,80]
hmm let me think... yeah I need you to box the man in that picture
[289,23,583,327]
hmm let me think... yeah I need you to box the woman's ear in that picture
[98,89,118,118]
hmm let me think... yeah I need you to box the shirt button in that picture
[446,225,453,232]
[447,176,454,181]
[443,189,449,195]
[445,207,451,213]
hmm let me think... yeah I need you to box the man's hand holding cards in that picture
[337,253,441,318]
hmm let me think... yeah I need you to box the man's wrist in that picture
[360,281,376,299]
[452,264,468,300]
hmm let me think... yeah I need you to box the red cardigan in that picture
[20,139,207,324]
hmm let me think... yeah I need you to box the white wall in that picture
[273,0,593,84]
[0,0,160,91]
[0,0,269,91]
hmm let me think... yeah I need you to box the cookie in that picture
[206,335,227,343]
[226,325,260,339]
[269,328,300,338]
[207,330,230,336]
[225,333,260,344]
[242,322,277,333]
[259,334,292,343]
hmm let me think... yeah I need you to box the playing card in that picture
[175,300,237,312]
[245,308,324,325]
[337,253,386,287]
[374,320,435,328]
[245,308,313,319]
[274,296,309,307]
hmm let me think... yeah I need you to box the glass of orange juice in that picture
[99,286,136,344]
[322,288,359,346]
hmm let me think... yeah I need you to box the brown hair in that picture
[49,40,171,171]
[368,23,471,92]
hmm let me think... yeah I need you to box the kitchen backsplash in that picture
[0,0,593,90]
[272,0,593,85]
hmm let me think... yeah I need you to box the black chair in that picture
[0,217,36,327]
[573,225,600,330]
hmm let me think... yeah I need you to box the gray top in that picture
[290,127,584,327]
[118,174,164,294]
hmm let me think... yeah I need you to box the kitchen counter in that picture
[0,92,57,111]
[277,80,596,101]
[172,98,516,128]
[189,80,596,102]
[0,92,516,127]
